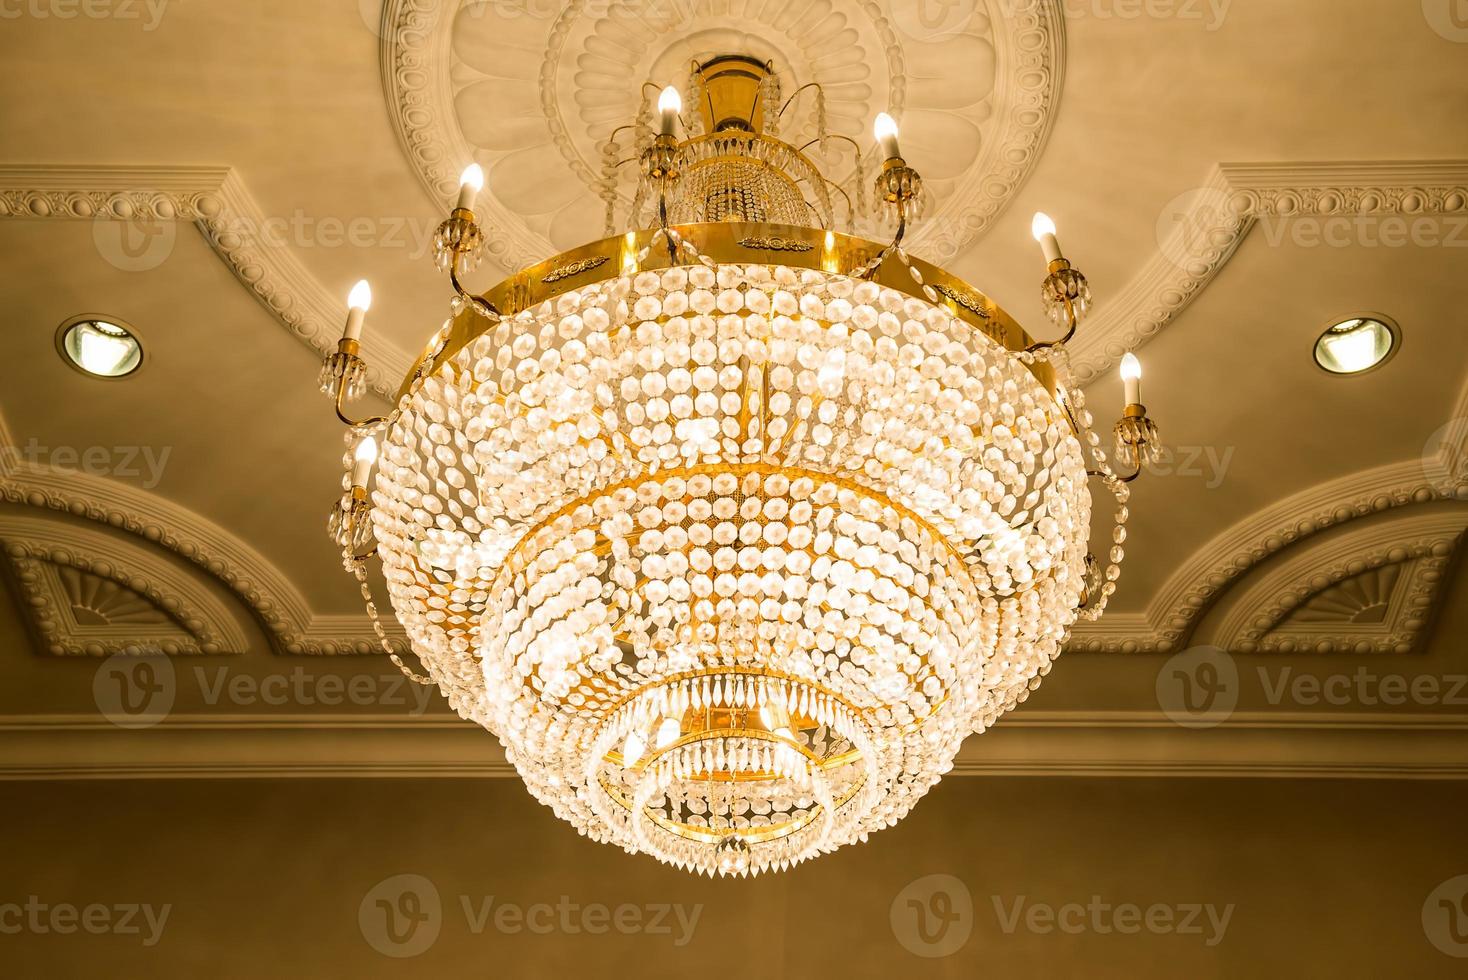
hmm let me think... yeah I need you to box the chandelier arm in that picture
[816,175,853,229]
[777,82,824,119]
[450,250,502,321]
[657,196,679,265]
[1023,302,1079,353]
[334,375,390,429]
[856,209,906,280]
[1026,259,1091,353]
[1086,465,1142,484]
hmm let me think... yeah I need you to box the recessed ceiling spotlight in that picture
[1313,314,1399,376]
[56,316,144,378]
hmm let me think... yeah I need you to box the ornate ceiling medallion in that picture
[320,55,1160,876]
[379,0,1066,265]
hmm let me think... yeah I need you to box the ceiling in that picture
[0,0,1466,786]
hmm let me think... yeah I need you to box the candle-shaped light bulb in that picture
[456,163,485,212]
[1120,352,1143,405]
[654,717,680,749]
[622,730,646,768]
[657,85,681,137]
[1031,212,1063,264]
[343,279,372,342]
[873,111,902,160]
[351,436,378,487]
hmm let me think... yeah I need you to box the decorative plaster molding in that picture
[0,423,406,657]
[0,164,413,396]
[1204,510,1466,655]
[377,0,1065,265]
[1069,161,1468,383]
[1069,458,1468,653]
[3,711,1465,780]
[0,512,249,656]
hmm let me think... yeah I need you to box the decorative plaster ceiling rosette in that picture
[380,0,1064,269]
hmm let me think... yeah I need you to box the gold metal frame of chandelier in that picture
[599,759,868,847]
[394,221,1056,401]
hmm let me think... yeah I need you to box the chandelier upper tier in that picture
[321,55,1161,877]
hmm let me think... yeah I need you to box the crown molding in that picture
[0,511,250,656]
[3,710,1464,780]
[1204,510,1466,655]
[0,164,413,396]
[1068,160,1468,384]
[0,421,406,657]
[1070,458,1468,652]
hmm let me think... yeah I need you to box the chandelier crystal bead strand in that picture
[319,55,1161,877]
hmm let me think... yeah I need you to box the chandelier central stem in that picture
[695,55,771,134]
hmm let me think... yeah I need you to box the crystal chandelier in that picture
[321,56,1160,877]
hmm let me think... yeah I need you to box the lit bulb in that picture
[655,717,680,749]
[348,279,372,311]
[351,436,378,487]
[1031,212,1063,263]
[623,731,646,768]
[456,163,485,211]
[657,85,681,137]
[873,111,901,159]
[343,279,372,342]
[1120,352,1142,405]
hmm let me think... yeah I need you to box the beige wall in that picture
[2,775,1466,977]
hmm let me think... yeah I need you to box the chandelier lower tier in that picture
[321,55,1160,877]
